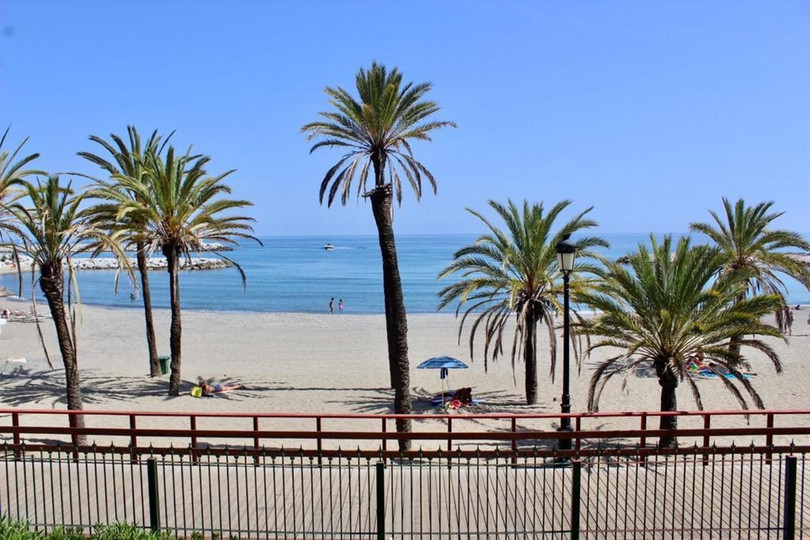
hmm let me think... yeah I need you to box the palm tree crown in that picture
[0,127,41,198]
[0,128,42,242]
[302,61,456,206]
[117,147,257,258]
[438,199,608,405]
[578,235,783,444]
[690,198,810,328]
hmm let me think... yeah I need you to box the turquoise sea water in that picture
[1,233,808,313]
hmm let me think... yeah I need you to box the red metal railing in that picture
[1,408,809,458]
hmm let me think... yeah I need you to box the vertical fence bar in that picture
[146,458,160,532]
[376,462,385,540]
[447,417,453,452]
[766,413,774,464]
[571,459,581,540]
[783,455,797,540]
[381,418,387,453]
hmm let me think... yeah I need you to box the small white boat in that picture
[324,243,335,250]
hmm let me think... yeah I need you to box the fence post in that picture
[147,458,161,532]
[783,455,797,540]
[571,459,581,540]
[376,462,385,540]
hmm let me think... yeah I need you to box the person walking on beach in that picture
[338,299,343,312]
[329,297,334,314]
[785,306,794,335]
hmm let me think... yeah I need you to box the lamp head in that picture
[555,235,577,272]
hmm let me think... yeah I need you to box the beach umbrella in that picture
[417,356,468,400]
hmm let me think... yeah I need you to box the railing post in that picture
[766,413,775,464]
[571,459,581,540]
[702,413,711,448]
[316,417,323,457]
[189,416,198,465]
[146,458,160,532]
[702,414,711,467]
[511,417,517,465]
[376,462,385,540]
[783,455,797,540]
[381,418,387,453]
[130,415,138,463]
[447,417,452,452]
[11,411,20,459]
[640,413,647,449]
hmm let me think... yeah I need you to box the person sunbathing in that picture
[198,379,245,396]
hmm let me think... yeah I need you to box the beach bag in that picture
[190,386,203,398]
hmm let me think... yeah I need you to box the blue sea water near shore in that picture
[1,233,808,314]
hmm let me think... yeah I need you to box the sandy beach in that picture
[1,297,808,448]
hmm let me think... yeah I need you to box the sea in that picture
[1,233,808,314]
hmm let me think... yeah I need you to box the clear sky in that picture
[2,1,808,236]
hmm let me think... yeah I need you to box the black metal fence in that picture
[1,443,807,538]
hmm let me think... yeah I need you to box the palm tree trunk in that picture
[136,243,160,377]
[523,308,538,405]
[655,357,679,447]
[39,263,86,446]
[728,291,746,357]
[164,245,183,396]
[369,184,412,450]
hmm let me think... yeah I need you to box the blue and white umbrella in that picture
[417,356,468,398]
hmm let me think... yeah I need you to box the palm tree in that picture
[438,199,608,405]
[302,62,455,444]
[690,198,810,342]
[578,235,783,447]
[115,146,258,395]
[79,126,172,377]
[2,176,128,444]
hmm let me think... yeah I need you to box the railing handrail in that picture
[2,408,807,456]
[1,408,808,419]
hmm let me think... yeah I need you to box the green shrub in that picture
[0,517,197,539]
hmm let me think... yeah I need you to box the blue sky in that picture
[2,1,808,236]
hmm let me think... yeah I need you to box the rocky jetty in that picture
[72,257,232,271]
[1,253,231,273]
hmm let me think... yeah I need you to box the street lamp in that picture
[555,235,576,452]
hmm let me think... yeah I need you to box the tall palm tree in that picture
[438,199,608,405]
[115,146,258,395]
[690,198,810,341]
[2,176,128,444]
[302,62,455,444]
[79,126,173,377]
[578,235,783,446]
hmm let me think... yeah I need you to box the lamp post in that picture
[556,235,576,452]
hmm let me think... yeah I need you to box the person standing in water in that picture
[329,297,334,314]
[338,299,344,312]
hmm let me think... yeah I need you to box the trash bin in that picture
[158,355,170,375]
